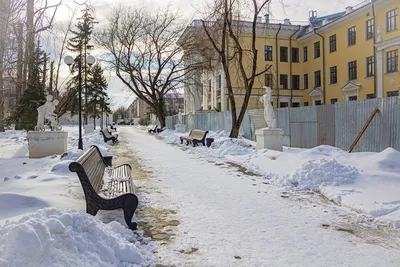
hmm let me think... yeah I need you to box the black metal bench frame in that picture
[180,130,209,147]
[69,145,138,230]
[101,129,118,144]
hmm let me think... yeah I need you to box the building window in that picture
[366,93,376,99]
[348,95,358,101]
[265,73,273,87]
[292,48,299,62]
[292,102,300,107]
[348,26,356,46]
[387,91,399,97]
[314,70,321,87]
[314,100,322,105]
[348,61,357,80]
[217,74,222,89]
[366,19,374,39]
[303,74,308,89]
[329,34,336,53]
[292,75,300,90]
[386,50,398,73]
[264,45,273,61]
[330,66,337,84]
[330,98,338,104]
[280,102,289,108]
[280,47,288,62]
[280,74,288,89]
[303,46,308,62]
[314,41,320,58]
[386,8,398,32]
[304,102,309,106]
[366,56,375,77]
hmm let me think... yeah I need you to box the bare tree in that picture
[200,0,272,138]
[96,6,203,127]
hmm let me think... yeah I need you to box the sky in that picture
[51,0,364,110]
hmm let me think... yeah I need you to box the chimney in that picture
[284,18,291,25]
[264,14,270,24]
[345,6,353,14]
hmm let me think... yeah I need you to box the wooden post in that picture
[348,108,380,153]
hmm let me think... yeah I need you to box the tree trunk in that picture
[156,100,166,128]
[93,116,96,130]
[16,22,23,102]
[42,53,47,91]
[49,61,54,96]
[25,0,35,93]
[0,0,8,132]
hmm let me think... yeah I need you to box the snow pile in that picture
[0,207,150,267]
[212,138,255,157]
[159,129,182,144]
[280,159,359,191]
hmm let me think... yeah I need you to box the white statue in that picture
[376,25,383,42]
[178,109,183,124]
[36,95,60,131]
[259,86,277,128]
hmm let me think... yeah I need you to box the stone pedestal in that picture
[27,131,68,158]
[175,124,186,133]
[84,125,94,134]
[255,128,288,151]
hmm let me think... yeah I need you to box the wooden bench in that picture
[180,129,209,147]
[148,126,163,134]
[69,145,138,230]
[101,129,118,144]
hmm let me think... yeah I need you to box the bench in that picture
[148,126,163,134]
[180,129,209,147]
[69,145,138,230]
[101,129,118,144]
[109,124,117,131]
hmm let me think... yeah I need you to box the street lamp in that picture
[64,52,95,150]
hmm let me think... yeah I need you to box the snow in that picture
[157,129,400,228]
[122,127,400,266]
[2,124,400,266]
[0,126,154,266]
[0,208,146,267]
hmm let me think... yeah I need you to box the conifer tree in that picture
[86,63,111,127]
[6,42,46,130]
[65,7,96,120]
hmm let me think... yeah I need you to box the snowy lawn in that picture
[124,127,400,266]
[0,126,154,266]
[160,129,400,229]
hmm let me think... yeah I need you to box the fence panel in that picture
[335,97,400,152]
[316,104,335,146]
[289,106,317,148]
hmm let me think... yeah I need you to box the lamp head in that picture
[64,55,74,66]
[87,55,95,66]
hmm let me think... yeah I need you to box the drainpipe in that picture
[275,24,282,107]
[290,25,301,107]
[314,29,326,104]
[372,0,377,97]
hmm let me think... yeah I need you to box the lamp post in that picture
[64,51,95,150]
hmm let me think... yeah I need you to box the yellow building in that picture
[182,0,399,112]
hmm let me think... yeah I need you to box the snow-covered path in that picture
[122,128,400,267]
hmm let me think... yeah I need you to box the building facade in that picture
[181,0,399,110]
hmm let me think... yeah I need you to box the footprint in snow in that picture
[14,175,22,179]
[27,175,38,179]
[4,177,10,182]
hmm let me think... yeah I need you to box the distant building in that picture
[180,0,400,109]
[127,93,184,122]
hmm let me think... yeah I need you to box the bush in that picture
[139,117,150,125]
